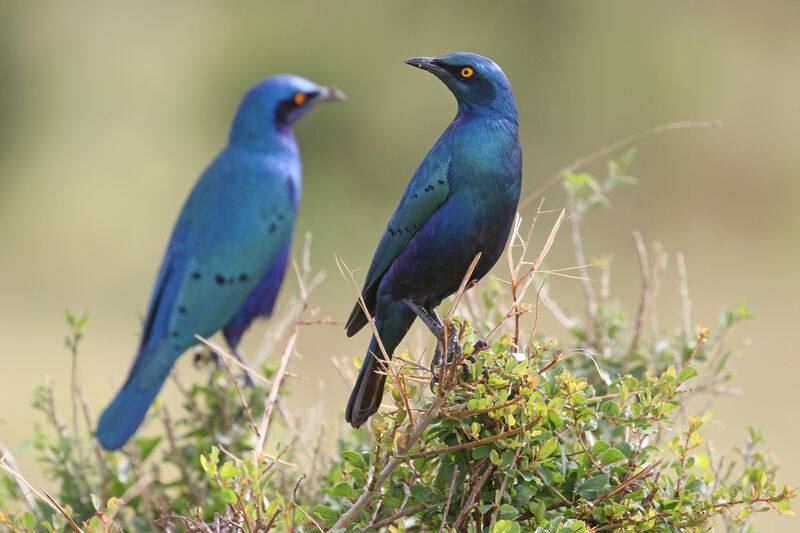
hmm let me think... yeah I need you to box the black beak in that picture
[404,57,450,78]
[315,86,346,102]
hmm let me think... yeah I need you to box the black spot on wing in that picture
[215,274,226,285]
[239,273,248,282]
[178,306,187,314]
[192,272,201,280]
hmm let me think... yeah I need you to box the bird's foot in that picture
[428,325,463,391]
[429,335,491,391]
[466,339,491,382]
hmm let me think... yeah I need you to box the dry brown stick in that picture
[196,336,283,386]
[408,418,538,460]
[453,461,496,530]
[627,231,651,361]
[592,458,664,505]
[207,337,259,436]
[484,208,566,343]
[519,120,723,209]
[44,491,86,532]
[569,207,597,346]
[440,465,460,532]
[361,504,427,532]
[0,444,37,512]
[254,307,303,456]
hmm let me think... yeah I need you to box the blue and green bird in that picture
[97,75,343,450]
[345,53,522,428]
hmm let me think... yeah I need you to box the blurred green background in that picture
[0,1,798,529]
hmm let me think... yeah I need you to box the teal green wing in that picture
[345,150,450,335]
[132,154,297,387]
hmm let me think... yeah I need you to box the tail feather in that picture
[345,337,389,427]
[345,304,416,428]
[96,374,168,450]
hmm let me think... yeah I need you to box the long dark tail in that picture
[345,306,415,428]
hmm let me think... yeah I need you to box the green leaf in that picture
[220,487,237,505]
[22,512,36,530]
[327,482,353,499]
[599,448,625,465]
[200,454,212,474]
[539,436,559,459]
[341,451,366,469]
[311,505,339,528]
[577,474,610,499]
[498,504,519,519]
[679,366,698,382]
[219,461,237,481]
[472,444,490,460]
[616,146,639,172]
[686,478,707,494]
[493,520,515,533]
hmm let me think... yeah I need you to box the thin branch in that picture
[440,465,459,532]
[569,207,597,346]
[519,120,723,209]
[0,444,37,512]
[253,306,303,456]
[627,231,651,361]
[407,418,538,460]
[484,208,566,344]
[453,461,495,530]
[361,504,427,532]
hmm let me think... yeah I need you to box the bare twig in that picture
[254,307,303,456]
[408,418,538,460]
[0,444,37,512]
[627,231,651,361]
[453,461,496,529]
[361,504,427,532]
[519,120,723,209]
[210,337,259,435]
[439,465,459,532]
[568,207,597,346]
[484,208,566,344]
[44,491,86,533]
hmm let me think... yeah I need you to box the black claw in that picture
[473,339,489,352]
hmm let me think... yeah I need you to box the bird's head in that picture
[404,52,516,117]
[230,75,345,147]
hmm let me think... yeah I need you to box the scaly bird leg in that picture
[402,299,443,338]
[402,299,465,391]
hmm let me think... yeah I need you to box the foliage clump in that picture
[0,141,794,532]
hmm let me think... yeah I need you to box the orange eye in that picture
[460,67,474,78]
[293,92,307,106]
